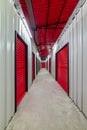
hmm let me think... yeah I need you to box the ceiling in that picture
[19,0,78,57]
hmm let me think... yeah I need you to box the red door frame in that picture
[56,44,69,95]
[15,31,28,112]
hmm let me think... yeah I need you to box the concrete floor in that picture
[7,69,87,130]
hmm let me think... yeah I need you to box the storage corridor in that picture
[7,69,87,130]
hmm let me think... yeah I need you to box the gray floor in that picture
[7,69,87,130]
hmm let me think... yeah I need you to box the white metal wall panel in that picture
[0,0,33,129]
[48,57,49,72]
[82,0,87,117]
[73,17,78,104]
[52,51,56,79]
[27,37,32,87]
[6,2,13,124]
[6,1,16,125]
[51,0,87,118]
[0,0,6,129]
[32,40,37,79]
[77,9,83,110]
[70,21,75,102]
[11,12,15,119]
[68,24,74,99]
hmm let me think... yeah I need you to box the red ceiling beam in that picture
[44,0,51,44]
[35,27,63,30]
[51,0,67,40]
[31,21,66,30]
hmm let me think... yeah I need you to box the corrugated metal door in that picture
[16,34,27,107]
[32,53,35,81]
[56,45,69,94]
[41,62,46,68]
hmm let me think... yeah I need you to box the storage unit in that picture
[32,53,35,81]
[15,33,28,109]
[56,44,69,94]
[41,62,46,68]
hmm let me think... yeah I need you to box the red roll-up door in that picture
[41,62,46,68]
[32,53,35,81]
[56,44,69,94]
[49,58,51,73]
[16,35,27,106]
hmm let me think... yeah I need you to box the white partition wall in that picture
[0,0,33,129]
[77,8,83,111]
[52,51,56,79]
[82,0,87,117]
[0,0,7,129]
[73,17,78,105]
[68,24,74,101]
[51,0,87,117]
